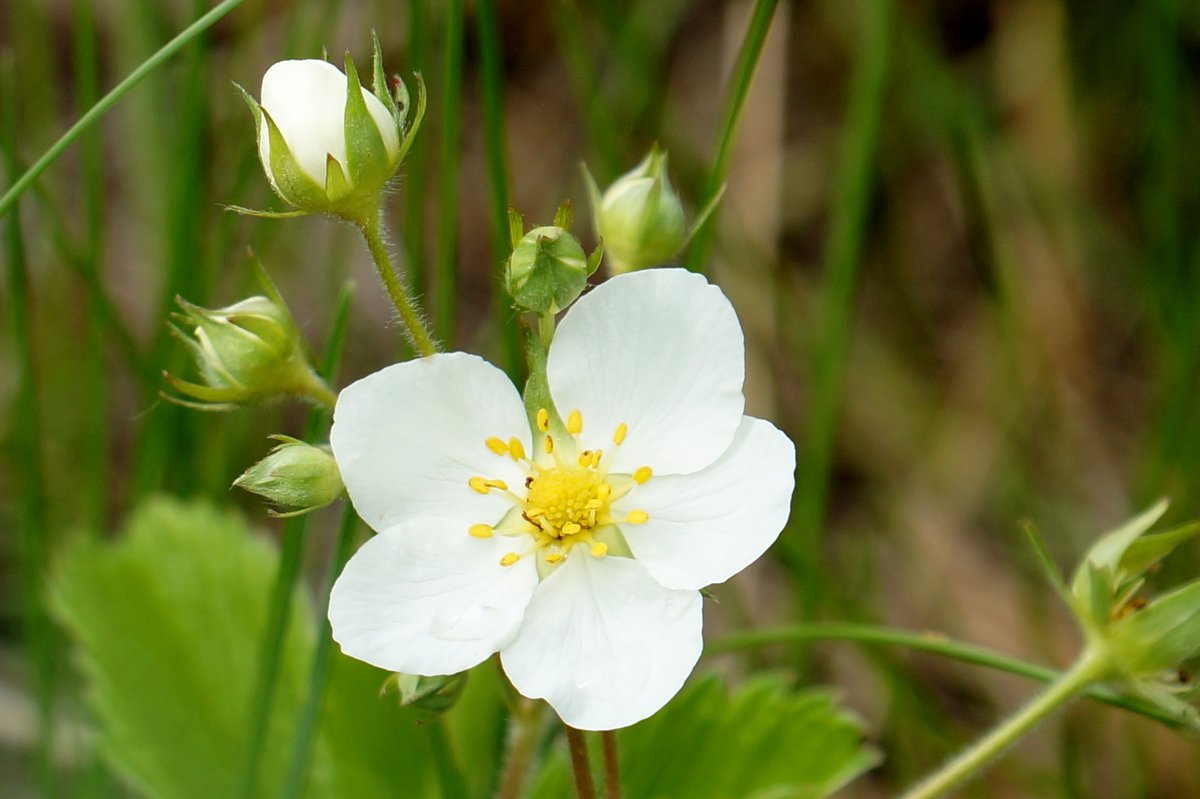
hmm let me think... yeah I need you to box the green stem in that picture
[601,730,621,799]
[497,698,544,799]
[898,650,1112,799]
[706,624,1181,728]
[565,726,597,799]
[0,0,245,219]
[684,0,780,272]
[280,503,359,799]
[425,717,470,799]
[356,215,438,357]
[434,0,465,343]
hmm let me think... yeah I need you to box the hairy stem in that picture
[566,726,597,799]
[356,214,438,357]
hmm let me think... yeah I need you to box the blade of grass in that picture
[549,0,621,178]
[433,0,465,344]
[705,624,1191,730]
[0,0,245,219]
[476,0,523,378]
[403,0,430,306]
[240,282,353,799]
[1,54,57,798]
[683,0,781,272]
[782,0,894,615]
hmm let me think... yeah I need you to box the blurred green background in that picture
[3,0,1200,796]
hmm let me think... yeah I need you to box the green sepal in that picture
[586,241,604,276]
[553,199,573,230]
[342,51,391,186]
[1129,679,1200,729]
[1121,521,1200,578]
[370,31,404,128]
[1112,579,1200,675]
[386,672,469,718]
[506,226,589,314]
[394,71,427,167]
[324,153,353,203]
[220,204,309,220]
[234,81,263,131]
[261,108,327,209]
[1021,519,1073,608]
[1070,499,1169,604]
[580,162,603,237]
[508,207,524,250]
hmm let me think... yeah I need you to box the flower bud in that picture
[383,672,468,719]
[234,435,343,517]
[504,204,602,314]
[238,35,425,220]
[163,276,332,410]
[586,146,687,274]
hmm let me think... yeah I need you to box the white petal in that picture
[330,353,531,532]
[259,59,400,185]
[500,553,702,730]
[329,517,538,675]
[616,416,795,590]
[547,268,744,476]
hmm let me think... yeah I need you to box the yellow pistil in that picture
[469,523,494,538]
[613,422,628,445]
[537,408,550,432]
[633,466,652,484]
[567,410,583,435]
[485,436,508,456]
[509,437,526,461]
[625,510,649,524]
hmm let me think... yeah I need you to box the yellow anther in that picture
[509,437,526,461]
[499,552,520,567]
[613,423,628,445]
[625,510,649,524]
[546,553,565,564]
[469,477,490,494]
[567,410,583,435]
[543,435,554,454]
[536,408,550,432]
[597,483,612,500]
[633,466,653,484]
[526,507,546,518]
[590,542,608,557]
[578,451,592,468]
[562,522,582,536]
[585,499,603,510]
[590,449,603,468]
[485,479,508,491]
[485,436,508,456]
[469,524,494,538]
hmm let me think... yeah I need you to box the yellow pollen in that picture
[536,408,550,432]
[633,466,653,484]
[562,522,582,536]
[469,477,490,494]
[543,435,554,454]
[524,466,612,539]
[545,553,565,564]
[567,410,583,435]
[590,542,608,557]
[613,423,628,445]
[625,510,649,524]
[509,437,526,461]
[485,436,508,455]
[469,524,493,538]
[499,552,520,567]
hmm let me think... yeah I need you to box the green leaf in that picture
[49,496,438,799]
[525,673,879,799]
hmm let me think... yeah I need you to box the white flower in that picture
[253,59,400,211]
[328,268,795,730]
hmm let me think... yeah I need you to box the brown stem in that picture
[565,726,596,799]
[601,730,621,799]
[497,698,541,799]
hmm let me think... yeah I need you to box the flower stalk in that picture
[898,648,1113,799]
[497,697,545,799]
[355,214,438,357]
[565,726,597,799]
[601,730,621,799]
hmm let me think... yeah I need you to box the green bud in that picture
[163,270,332,410]
[586,146,686,274]
[505,204,602,314]
[383,672,468,719]
[233,435,343,517]
[1111,579,1200,675]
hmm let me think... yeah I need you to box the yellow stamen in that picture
[469,523,494,538]
[597,483,612,500]
[567,410,583,435]
[585,499,603,510]
[499,552,520,567]
[590,449,603,468]
[509,437,526,461]
[546,553,565,564]
[526,507,546,518]
[537,408,550,432]
[562,522,582,536]
[543,435,554,454]
[578,451,592,468]
[625,510,649,524]
[485,479,508,491]
[485,436,508,456]
[613,423,628,445]
[633,466,653,484]
[590,542,608,557]
[469,477,490,494]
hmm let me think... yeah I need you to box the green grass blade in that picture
[434,0,466,344]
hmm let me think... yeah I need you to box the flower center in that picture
[465,408,653,569]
